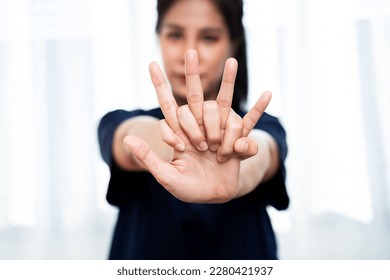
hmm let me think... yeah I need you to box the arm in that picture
[236,129,279,198]
[112,116,174,171]
[123,115,279,204]
[122,50,278,203]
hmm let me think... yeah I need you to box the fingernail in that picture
[210,144,219,152]
[238,141,248,152]
[198,141,208,151]
[218,156,227,162]
[175,143,185,152]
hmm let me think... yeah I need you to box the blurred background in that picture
[0,0,389,259]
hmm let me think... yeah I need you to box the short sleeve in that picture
[97,108,163,207]
[98,109,144,166]
[252,112,289,210]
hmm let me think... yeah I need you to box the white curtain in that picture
[0,0,389,259]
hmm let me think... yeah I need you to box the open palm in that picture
[124,49,271,203]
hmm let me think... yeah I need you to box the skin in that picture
[158,0,234,106]
[112,0,280,203]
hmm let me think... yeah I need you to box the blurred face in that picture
[158,0,234,106]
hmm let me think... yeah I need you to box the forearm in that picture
[236,130,279,198]
[112,116,173,171]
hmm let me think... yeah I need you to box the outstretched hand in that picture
[124,49,271,203]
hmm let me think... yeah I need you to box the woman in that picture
[98,0,289,259]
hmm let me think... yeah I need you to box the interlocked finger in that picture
[242,91,272,137]
[216,58,237,133]
[177,105,208,151]
[149,61,181,132]
[203,101,221,151]
[185,49,204,128]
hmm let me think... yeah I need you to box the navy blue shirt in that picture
[98,107,289,259]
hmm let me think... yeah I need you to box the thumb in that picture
[234,137,258,160]
[123,135,176,184]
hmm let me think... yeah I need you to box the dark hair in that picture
[155,0,248,111]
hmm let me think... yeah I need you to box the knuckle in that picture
[160,100,175,112]
[177,105,190,118]
[227,117,243,132]
[203,100,219,111]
